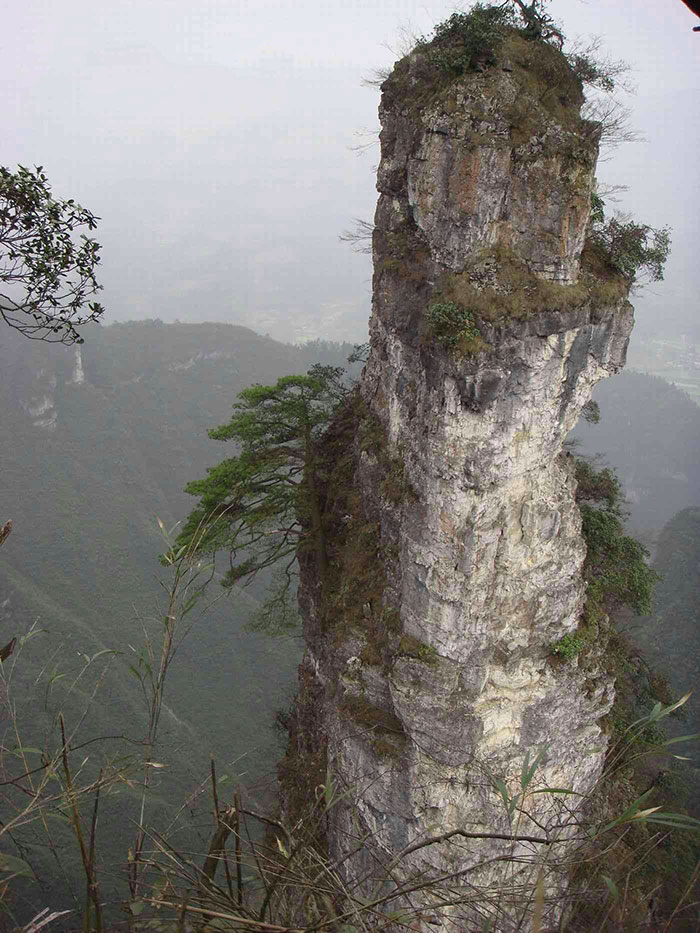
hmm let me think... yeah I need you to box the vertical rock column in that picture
[291,33,634,930]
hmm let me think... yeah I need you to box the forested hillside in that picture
[0,321,355,920]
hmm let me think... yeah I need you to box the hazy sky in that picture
[2,0,699,342]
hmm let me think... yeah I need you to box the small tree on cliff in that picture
[508,0,564,47]
[574,459,658,622]
[172,366,346,609]
[589,210,671,285]
[0,164,105,343]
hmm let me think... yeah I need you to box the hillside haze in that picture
[0,321,354,920]
[1,322,699,923]
[570,369,700,537]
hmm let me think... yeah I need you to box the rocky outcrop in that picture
[289,28,633,931]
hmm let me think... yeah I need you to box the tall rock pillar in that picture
[289,27,633,931]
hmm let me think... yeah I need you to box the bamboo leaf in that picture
[628,807,662,820]
[602,874,619,900]
[661,732,700,747]
[276,837,289,859]
[0,852,32,877]
[495,778,510,812]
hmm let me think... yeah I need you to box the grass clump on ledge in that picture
[424,300,488,356]
[398,634,439,664]
[551,631,587,660]
[440,245,629,323]
[340,694,405,735]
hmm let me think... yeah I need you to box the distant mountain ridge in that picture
[0,318,354,715]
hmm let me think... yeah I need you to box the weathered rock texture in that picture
[288,30,633,931]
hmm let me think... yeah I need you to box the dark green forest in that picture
[626,507,700,813]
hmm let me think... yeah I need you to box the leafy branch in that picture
[0,165,105,343]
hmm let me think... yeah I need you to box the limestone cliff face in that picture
[290,32,633,929]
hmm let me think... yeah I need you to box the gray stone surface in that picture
[291,38,633,932]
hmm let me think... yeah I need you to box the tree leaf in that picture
[602,874,619,900]
[0,852,32,876]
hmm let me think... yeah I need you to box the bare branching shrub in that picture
[582,95,642,156]
[126,695,699,932]
[0,518,219,932]
[0,624,123,932]
[564,36,634,95]
[339,219,374,255]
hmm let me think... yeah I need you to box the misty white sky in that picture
[2,0,699,343]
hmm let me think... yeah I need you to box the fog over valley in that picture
[1,1,700,928]
[3,0,699,342]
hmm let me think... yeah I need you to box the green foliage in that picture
[425,301,483,353]
[398,634,438,664]
[566,51,616,92]
[174,365,347,590]
[581,399,600,424]
[590,192,606,225]
[0,852,32,879]
[581,504,658,617]
[508,0,564,47]
[415,2,569,78]
[575,459,621,512]
[416,5,518,76]
[347,341,370,364]
[589,210,671,284]
[551,632,586,659]
[573,457,658,620]
[0,164,105,343]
